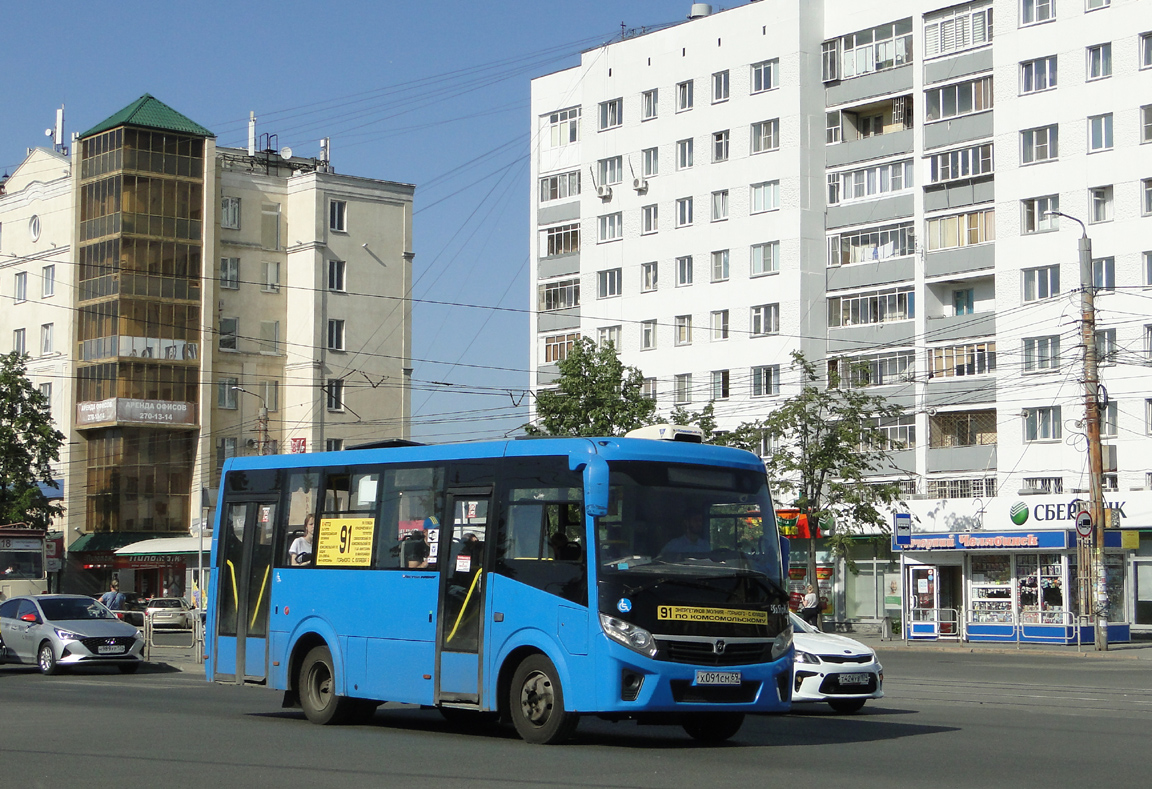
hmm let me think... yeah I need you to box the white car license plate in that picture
[695,670,741,686]
[839,673,870,685]
[98,645,126,655]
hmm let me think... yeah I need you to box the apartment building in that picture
[0,95,414,594]
[528,0,1152,638]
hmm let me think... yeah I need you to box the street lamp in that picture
[231,386,270,456]
[1044,210,1108,651]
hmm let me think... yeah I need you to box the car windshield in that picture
[40,598,118,621]
[598,460,783,586]
[153,599,180,608]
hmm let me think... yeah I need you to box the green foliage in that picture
[668,402,716,437]
[0,352,65,529]
[525,338,656,437]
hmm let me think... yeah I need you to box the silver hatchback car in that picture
[0,595,146,675]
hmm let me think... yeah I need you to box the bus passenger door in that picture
[435,488,491,705]
[214,499,277,683]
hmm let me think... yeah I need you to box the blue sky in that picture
[1,1,684,442]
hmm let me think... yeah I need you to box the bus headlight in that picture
[600,614,658,658]
[770,627,793,661]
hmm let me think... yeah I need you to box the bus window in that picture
[314,469,380,569]
[376,466,445,569]
[281,471,319,568]
[496,488,586,606]
[218,503,249,637]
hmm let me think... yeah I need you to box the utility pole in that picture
[1048,211,1107,651]
[232,386,270,456]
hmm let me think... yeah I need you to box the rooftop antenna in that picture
[248,111,257,156]
[319,137,330,170]
[54,105,65,152]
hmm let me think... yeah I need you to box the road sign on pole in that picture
[1075,510,1093,538]
[894,512,912,546]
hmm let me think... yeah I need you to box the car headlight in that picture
[54,628,80,641]
[795,650,821,665]
[600,614,658,658]
[770,626,793,661]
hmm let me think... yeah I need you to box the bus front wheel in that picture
[299,645,355,725]
[683,712,744,743]
[509,654,579,744]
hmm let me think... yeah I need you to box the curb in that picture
[866,640,1147,660]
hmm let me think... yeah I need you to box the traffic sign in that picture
[1075,510,1093,538]
[894,512,912,546]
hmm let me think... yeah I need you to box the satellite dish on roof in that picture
[45,128,54,137]
[279,146,293,160]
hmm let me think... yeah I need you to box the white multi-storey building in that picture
[529,0,1152,638]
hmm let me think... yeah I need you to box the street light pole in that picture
[1047,211,1107,651]
[232,386,270,456]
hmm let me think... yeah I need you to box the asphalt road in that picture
[1,648,1149,788]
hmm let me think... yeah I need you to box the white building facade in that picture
[528,0,1152,638]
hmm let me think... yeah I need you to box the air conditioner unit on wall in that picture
[633,177,648,192]
[596,184,612,199]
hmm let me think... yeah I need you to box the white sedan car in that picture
[790,613,883,713]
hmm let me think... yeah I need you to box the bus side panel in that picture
[215,636,238,677]
[366,638,435,705]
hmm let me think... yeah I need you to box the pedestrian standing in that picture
[100,580,125,611]
[801,584,820,626]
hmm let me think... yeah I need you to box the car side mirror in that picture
[20,613,39,623]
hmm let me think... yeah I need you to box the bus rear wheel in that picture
[682,712,745,743]
[299,645,356,725]
[509,654,578,744]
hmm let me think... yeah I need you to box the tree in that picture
[526,338,656,436]
[717,352,907,600]
[668,402,716,437]
[0,352,66,530]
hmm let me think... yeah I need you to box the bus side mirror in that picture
[779,536,790,577]
[583,456,609,518]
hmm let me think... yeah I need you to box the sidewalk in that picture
[848,630,1152,660]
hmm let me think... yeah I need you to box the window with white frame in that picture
[40,323,52,355]
[259,321,280,355]
[1023,406,1061,441]
[751,303,780,336]
[827,222,915,266]
[926,208,995,251]
[1100,400,1118,438]
[1089,187,1113,223]
[751,180,780,213]
[216,438,238,470]
[1088,114,1113,152]
[1145,105,1152,143]
[262,260,280,292]
[1022,195,1059,233]
[676,139,694,170]
[328,259,346,292]
[598,212,623,242]
[642,204,658,235]
[642,147,658,177]
[14,272,27,303]
[641,261,658,292]
[329,200,347,232]
[642,377,657,401]
[538,278,580,311]
[541,224,580,256]
[1143,33,1152,69]
[1021,0,1054,25]
[1023,264,1060,301]
[325,438,343,453]
[1087,43,1112,80]
[711,190,729,222]
[1145,252,1152,286]
[828,286,915,327]
[326,379,345,411]
[1024,335,1060,371]
[839,351,916,387]
[711,370,730,399]
[928,143,993,183]
[751,59,779,93]
[218,378,239,409]
[711,310,729,341]
[930,341,996,378]
[828,160,914,204]
[12,329,25,355]
[539,171,580,203]
[544,332,579,363]
[677,80,694,111]
[220,257,240,289]
[925,76,993,122]
[712,130,729,162]
[641,320,657,350]
[1087,0,1109,9]
[1096,328,1117,365]
[598,156,623,185]
[1021,56,1057,93]
[711,250,729,282]
[41,265,54,298]
[642,89,658,120]
[924,2,993,59]
[867,415,917,450]
[548,107,580,147]
[1144,179,1152,215]
[751,241,779,276]
[219,317,239,351]
[1021,125,1058,164]
[38,382,51,412]
[221,196,241,229]
[327,319,345,351]
[1023,476,1064,494]
[926,477,997,499]
[598,325,622,351]
[837,19,913,79]
[597,268,622,298]
[675,315,692,346]
[674,373,692,404]
[751,365,781,397]
[712,70,729,103]
[676,256,693,286]
[676,197,693,228]
[751,119,780,153]
[599,98,623,130]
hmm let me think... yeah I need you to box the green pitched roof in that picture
[81,94,214,139]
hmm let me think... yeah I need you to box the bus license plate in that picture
[695,670,741,686]
[839,673,870,685]
[98,645,126,655]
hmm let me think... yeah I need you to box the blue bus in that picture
[206,433,793,743]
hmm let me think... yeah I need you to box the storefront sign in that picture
[290,438,307,454]
[76,398,196,427]
[115,555,188,569]
[894,492,1152,534]
[895,530,1072,552]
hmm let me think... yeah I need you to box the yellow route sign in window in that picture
[316,518,376,567]
[656,605,767,625]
